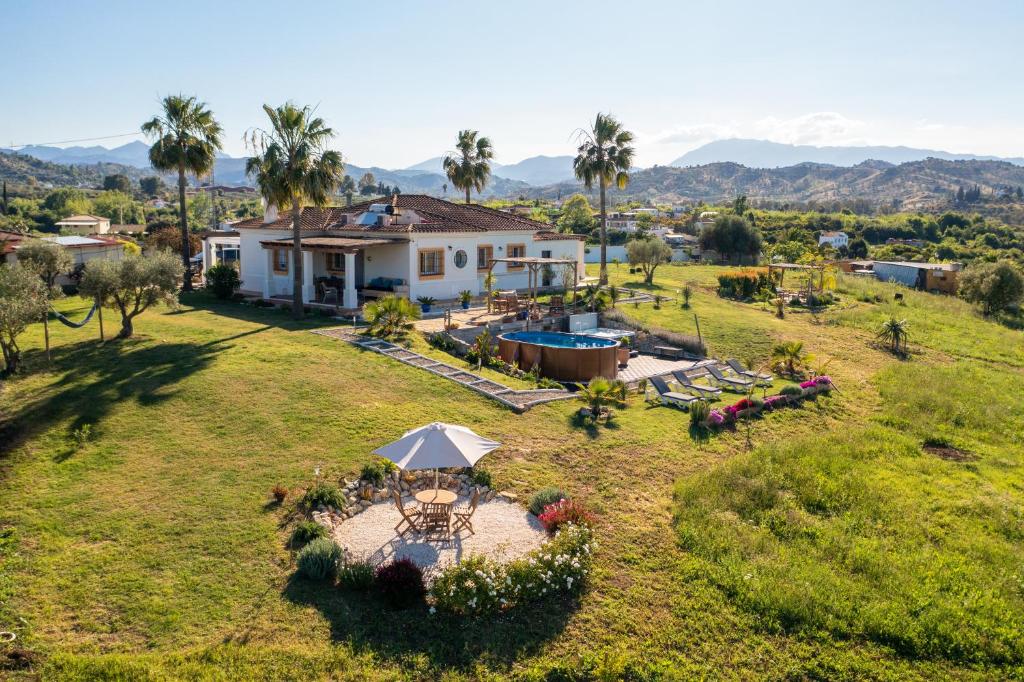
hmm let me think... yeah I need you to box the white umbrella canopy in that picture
[372,422,500,475]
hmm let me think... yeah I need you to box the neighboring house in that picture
[234,194,586,308]
[55,214,112,235]
[818,231,849,249]
[110,224,147,235]
[201,230,241,271]
[1,230,34,265]
[12,235,126,286]
[872,261,962,294]
[885,237,925,248]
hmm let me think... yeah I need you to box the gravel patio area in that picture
[333,496,547,579]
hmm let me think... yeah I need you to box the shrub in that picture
[432,523,594,615]
[337,558,375,590]
[363,295,421,341]
[291,520,328,546]
[467,467,492,488]
[538,499,596,533]
[361,459,390,486]
[72,423,93,449]
[426,331,456,352]
[375,558,426,608]
[302,482,346,510]
[271,484,288,503]
[780,385,804,397]
[205,263,241,299]
[689,399,711,428]
[717,269,772,299]
[763,395,790,410]
[707,409,726,427]
[530,487,568,516]
[296,537,342,580]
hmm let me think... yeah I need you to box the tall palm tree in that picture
[142,95,222,291]
[442,130,493,204]
[246,103,344,318]
[573,113,634,285]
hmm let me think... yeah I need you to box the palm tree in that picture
[771,340,814,377]
[574,377,626,422]
[442,130,493,204]
[142,95,223,291]
[877,317,909,355]
[573,113,634,285]
[246,103,344,319]
[363,295,421,341]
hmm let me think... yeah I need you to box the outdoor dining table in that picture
[414,489,457,505]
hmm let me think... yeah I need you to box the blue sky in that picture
[3,0,1022,168]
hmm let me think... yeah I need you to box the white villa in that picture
[235,195,586,308]
[55,214,112,235]
[818,231,849,249]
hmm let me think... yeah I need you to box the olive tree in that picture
[79,251,183,338]
[958,260,1024,316]
[0,264,48,376]
[16,240,72,362]
[626,237,673,285]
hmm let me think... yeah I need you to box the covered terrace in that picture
[259,236,404,309]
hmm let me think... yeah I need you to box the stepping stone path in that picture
[314,328,576,413]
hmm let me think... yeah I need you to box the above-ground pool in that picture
[497,331,619,382]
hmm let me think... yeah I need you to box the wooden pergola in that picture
[768,262,827,293]
[485,256,580,318]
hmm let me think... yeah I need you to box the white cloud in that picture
[750,112,868,146]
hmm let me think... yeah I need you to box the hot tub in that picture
[497,331,619,382]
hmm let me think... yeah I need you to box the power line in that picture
[6,131,144,149]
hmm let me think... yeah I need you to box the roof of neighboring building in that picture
[233,195,582,238]
[55,214,109,224]
[533,231,586,241]
[820,231,847,237]
[0,230,33,254]
[43,235,122,248]
[875,261,961,271]
[259,237,403,251]
[111,224,146,233]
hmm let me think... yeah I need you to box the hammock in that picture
[50,303,98,329]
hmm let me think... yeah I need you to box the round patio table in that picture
[415,489,457,505]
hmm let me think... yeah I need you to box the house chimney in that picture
[261,197,279,224]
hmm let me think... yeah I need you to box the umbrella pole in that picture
[435,468,439,489]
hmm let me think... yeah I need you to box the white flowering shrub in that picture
[431,523,594,615]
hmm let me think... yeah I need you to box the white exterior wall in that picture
[239,228,292,295]
[238,228,585,301]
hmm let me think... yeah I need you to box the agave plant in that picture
[877,317,909,354]
[363,295,421,341]
[770,340,814,378]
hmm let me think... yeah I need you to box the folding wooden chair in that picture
[452,489,481,536]
[392,490,421,537]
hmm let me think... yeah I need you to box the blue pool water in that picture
[501,331,617,349]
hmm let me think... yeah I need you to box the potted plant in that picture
[416,296,437,313]
[617,336,631,368]
[459,290,472,310]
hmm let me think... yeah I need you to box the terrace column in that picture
[301,250,314,303]
[343,252,357,309]
[262,249,274,299]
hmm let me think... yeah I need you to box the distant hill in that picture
[671,138,1024,169]
[526,158,1024,209]
[0,150,150,187]
[1,140,154,168]
[403,155,576,186]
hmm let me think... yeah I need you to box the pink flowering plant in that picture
[430,523,594,616]
[538,499,596,533]
[707,410,726,427]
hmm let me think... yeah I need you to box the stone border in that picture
[313,327,576,413]
[309,468,515,533]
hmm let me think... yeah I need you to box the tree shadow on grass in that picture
[567,411,621,440]
[179,292,350,332]
[281,574,578,672]
[0,336,223,462]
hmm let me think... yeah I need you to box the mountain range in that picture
[402,155,575,186]
[527,158,1024,209]
[670,138,1024,169]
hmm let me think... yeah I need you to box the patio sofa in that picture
[361,277,410,299]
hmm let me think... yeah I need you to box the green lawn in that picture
[1,267,1022,680]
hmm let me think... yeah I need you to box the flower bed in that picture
[430,523,594,616]
[703,377,834,429]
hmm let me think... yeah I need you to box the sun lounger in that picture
[670,370,722,398]
[649,376,700,410]
[726,359,773,386]
[706,365,755,392]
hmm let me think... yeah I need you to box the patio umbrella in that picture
[372,422,500,487]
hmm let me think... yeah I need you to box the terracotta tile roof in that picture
[234,195,584,239]
[533,231,586,241]
[0,230,33,255]
[55,214,109,224]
